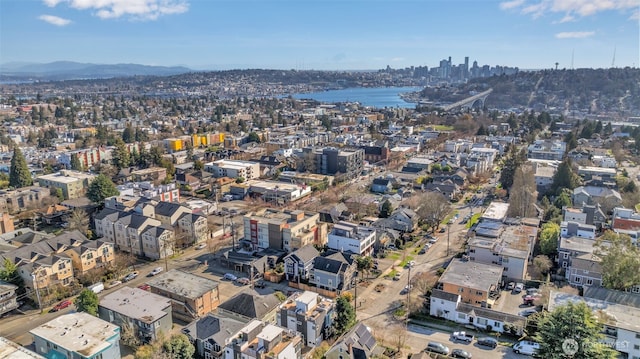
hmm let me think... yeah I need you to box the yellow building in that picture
[166,138,184,152]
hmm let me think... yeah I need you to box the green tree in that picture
[0,258,23,287]
[87,174,119,203]
[75,289,99,316]
[539,222,560,255]
[499,147,525,190]
[549,159,581,196]
[9,146,33,188]
[332,295,356,337]
[355,256,373,278]
[553,190,572,209]
[247,132,261,143]
[112,138,131,170]
[122,125,134,143]
[70,153,83,171]
[162,334,195,359]
[594,231,640,290]
[379,199,393,218]
[536,301,617,359]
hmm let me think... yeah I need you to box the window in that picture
[562,262,568,268]
[458,288,464,293]
[563,253,569,259]
[586,279,593,286]
[494,322,501,328]
[574,277,581,283]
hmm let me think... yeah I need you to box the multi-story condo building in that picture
[36,170,96,200]
[59,147,108,170]
[277,291,334,348]
[30,312,121,359]
[299,147,364,180]
[204,159,260,180]
[327,221,376,256]
[0,186,55,214]
[243,209,327,252]
[467,222,537,281]
[527,140,566,161]
[182,314,245,359]
[99,287,172,343]
[437,259,503,307]
[223,321,302,359]
[117,182,179,202]
[147,269,220,322]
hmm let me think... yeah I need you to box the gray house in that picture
[182,314,245,359]
[283,245,319,282]
[0,281,18,316]
[216,289,282,324]
[310,250,356,293]
[325,323,382,359]
[98,287,172,343]
[370,178,393,194]
[572,186,622,209]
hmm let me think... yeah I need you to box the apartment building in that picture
[527,139,566,161]
[36,170,96,200]
[0,337,45,358]
[277,291,334,348]
[303,147,364,180]
[63,239,115,275]
[59,147,108,170]
[327,221,376,256]
[205,159,260,180]
[437,259,503,307]
[99,287,172,343]
[223,321,302,359]
[243,209,327,252]
[147,269,220,322]
[117,181,179,202]
[467,222,537,281]
[30,312,121,359]
[0,186,56,214]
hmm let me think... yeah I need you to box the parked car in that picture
[236,277,250,285]
[137,284,151,291]
[523,295,536,306]
[429,237,438,244]
[513,340,540,355]
[418,248,427,255]
[400,285,412,294]
[477,337,498,348]
[195,243,207,250]
[513,282,525,293]
[526,287,540,295]
[122,271,139,282]
[452,331,474,343]
[224,273,238,281]
[393,273,401,281]
[450,348,472,358]
[50,300,72,312]
[88,282,104,294]
[254,280,266,289]
[439,227,446,233]
[148,267,163,277]
[425,341,450,355]
[519,308,539,317]
[506,281,515,290]
[106,280,122,289]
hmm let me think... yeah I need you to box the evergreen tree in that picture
[476,125,487,136]
[536,301,617,358]
[9,146,33,188]
[122,125,134,143]
[379,199,393,218]
[332,295,356,337]
[550,159,581,195]
[87,174,119,203]
[594,231,640,290]
[112,139,130,170]
[70,153,83,171]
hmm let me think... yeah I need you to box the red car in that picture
[137,284,150,291]
[50,300,72,312]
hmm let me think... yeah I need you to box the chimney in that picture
[347,343,353,354]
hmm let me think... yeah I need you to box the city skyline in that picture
[0,0,638,71]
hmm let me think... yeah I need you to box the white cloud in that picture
[500,0,638,20]
[38,14,71,26]
[631,9,640,20]
[42,0,189,20]
[499,0,525,10]
[555,31,596,39]
[557,14,575,23]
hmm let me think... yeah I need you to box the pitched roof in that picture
[182,314,245,344]
[284,244,319,264]
[217,290,281,321]
[155,201,187,217]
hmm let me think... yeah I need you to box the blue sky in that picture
[0,0,638,70]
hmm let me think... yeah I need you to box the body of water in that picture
[291,86,422,109]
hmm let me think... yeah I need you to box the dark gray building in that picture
[277,291,334,348]
[182,314,245,359]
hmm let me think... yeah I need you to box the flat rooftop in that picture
[147,269,219,300]
[99,287,170,324]
[439,259,503,291]
[0,337,45,359]
[481,202,509,221]
[29,312,119,357]
[549,291,640,333]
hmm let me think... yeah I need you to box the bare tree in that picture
[411,271,438,297]
[121,321,141,347]
[507,164,536,218]
[530,255,553,279]
[390,325,407,353]
[68,208,89,235]
[412,192,451,232]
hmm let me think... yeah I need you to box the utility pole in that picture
[406,264,411,327]
[353,271,358,316]
[32,273,42,313]
[447,222,451,256]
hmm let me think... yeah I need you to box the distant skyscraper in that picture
[464,57,469,78]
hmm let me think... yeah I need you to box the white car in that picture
[195,243,207,250]
[224,273,238,281]
[149,267,163,276]
[513,340,540,355]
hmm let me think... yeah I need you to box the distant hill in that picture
[0,61,193,81]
